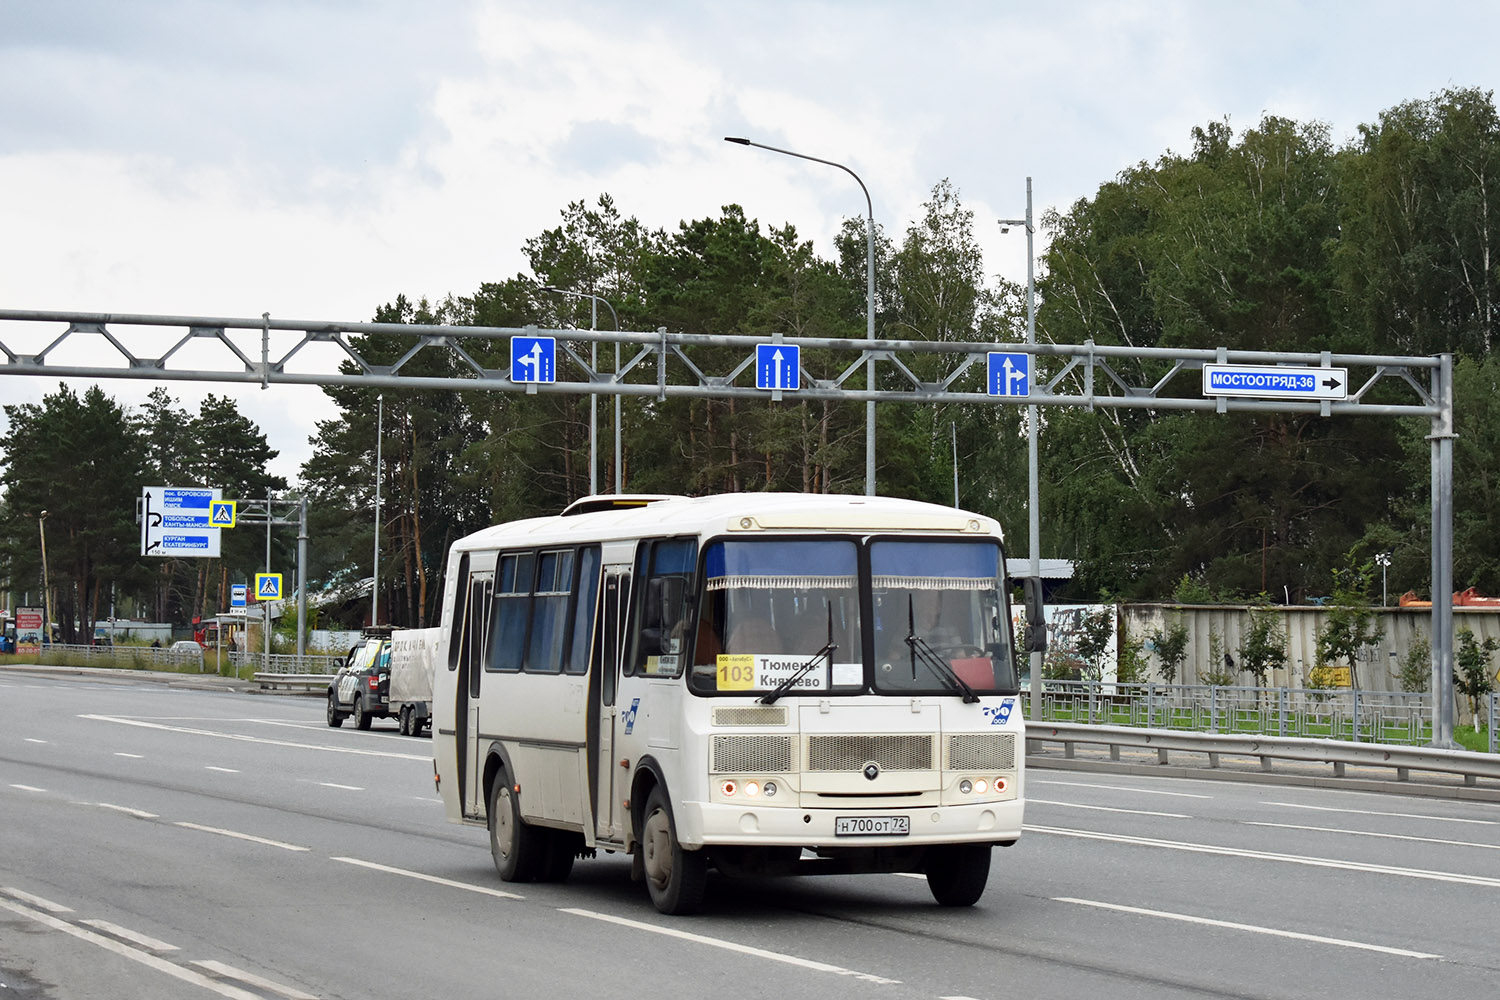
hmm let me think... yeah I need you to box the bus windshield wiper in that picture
[906,597,979,703]
[760,605,837,705]
[758,643,836,705]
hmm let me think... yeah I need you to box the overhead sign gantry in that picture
[0,307,1459,746]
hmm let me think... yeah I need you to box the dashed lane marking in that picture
[1055,896,1441,960]
[174,822,310,852]
[192,960,318,1000]
[1028,798,1188,818]
[331,857,524,900]
[560,907,902,985]
[0,897,265,1000]
[79,919,179,952]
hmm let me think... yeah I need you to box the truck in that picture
[388,627,439,737]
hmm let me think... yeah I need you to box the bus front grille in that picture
[806,734,934,772]
[946,732,1016,770]
[712,705,789,727]
[712,735,795,773]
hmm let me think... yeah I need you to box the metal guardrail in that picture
[1026,721,1500,785]
[28,643,207,669]
[252,672,333,692]
[1022,681,1495,750]
[230,652,342,674]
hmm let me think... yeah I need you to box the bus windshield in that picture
[870,538,1017,696]
[690,539,862,695]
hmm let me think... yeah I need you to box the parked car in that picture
[327,629,393,730]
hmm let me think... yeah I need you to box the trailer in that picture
[388,627,439,737]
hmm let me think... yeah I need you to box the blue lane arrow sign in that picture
[987,352,1030,397]
[755,343,800,391]
[510,336,556,383]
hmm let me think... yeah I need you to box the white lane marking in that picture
[0,898,265,1000]
[205,766,240,773]
[174,822,310,852]
[314,782,363,791]
[79,918,179,952]
[1033,779,1212,799]
[192,960,318,1000]
[1,888,73,913]
[561,907,901,985]
[9,784,47,792]
[1263,800,1499,826]
[79,714,429,761]
[114,752,144,759]
[1027,825,1500,888]
[1249,821,1500,852]
[1028,798,1188,819]
[25,738,47,744]
[331,857,525,900]
[92,803,159,819]
[1055,897,1441,960]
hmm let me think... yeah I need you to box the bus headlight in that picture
[721,780,738,797]
[994,777,1008,793]
[959,779,973,794]
[973,779,989,795]
[744,781,761,797]
[763,781,778,797]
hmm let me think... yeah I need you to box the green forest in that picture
[5,86,1500,636]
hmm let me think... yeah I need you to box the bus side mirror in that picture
[1022,577,1047,654]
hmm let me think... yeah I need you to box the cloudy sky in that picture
[2,0,1497,482]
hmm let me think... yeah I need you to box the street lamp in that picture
[725,136,878,496]
[1375,551,1392,607]
[541,285,622,495]
[999,178,1040,682]
[38,510,51,644]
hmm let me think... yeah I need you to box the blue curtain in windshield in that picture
[870,540,999,579]
[705,540,858,580]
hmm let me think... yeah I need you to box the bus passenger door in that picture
[593,569,629,841]
[463,572,493,820]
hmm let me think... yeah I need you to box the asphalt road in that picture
[2,669,1497,1000]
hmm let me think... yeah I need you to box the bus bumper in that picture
[677,798,1024,849]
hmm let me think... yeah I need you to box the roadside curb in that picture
[0,662,254,694]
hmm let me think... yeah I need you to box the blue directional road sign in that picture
[141,485,222,558]
[510,336,556,383]
[255,573,283,601]
[1202,364,1348,400]
[987,352,1031,397]
[755,344,800,391]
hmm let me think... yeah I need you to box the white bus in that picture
[432,493,1043,914]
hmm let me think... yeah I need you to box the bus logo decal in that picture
[623,697,641,735]
[983,699,1015,725]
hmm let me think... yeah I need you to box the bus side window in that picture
[447,554,470,671]
[565,546,601,675]
[628,538,695,677]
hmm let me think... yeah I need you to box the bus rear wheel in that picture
[489,777,541,882]
[924,843,991,907]
[641,786,707,915]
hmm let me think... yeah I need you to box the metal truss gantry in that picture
[0,308,1457,743]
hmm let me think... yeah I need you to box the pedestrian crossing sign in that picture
[255,573,282,601]
[210,500,236,527]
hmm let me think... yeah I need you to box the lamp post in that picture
[1375,551,1391,607]
[541,285,622,494]
[372,394,383,625]
[999,178,1039,682]
[725,136,877,496]
[38,510,51,644]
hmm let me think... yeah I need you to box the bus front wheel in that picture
[924,843,991,907]
[489,777,541,882]
[640,786,707,915]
